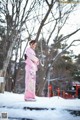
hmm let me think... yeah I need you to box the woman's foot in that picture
[25,98,36,101]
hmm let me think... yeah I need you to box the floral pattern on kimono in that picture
[24,47,39,100]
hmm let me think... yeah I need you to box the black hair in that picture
[24,54,27,60]
[24,40,36,60]
[29,40,36,45]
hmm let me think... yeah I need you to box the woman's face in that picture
[31,43,37,50]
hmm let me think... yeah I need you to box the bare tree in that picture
[32,0,80,96]
[0,0,80,94]
[0,0,37,91]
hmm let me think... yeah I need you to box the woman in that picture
[24,40,39,101]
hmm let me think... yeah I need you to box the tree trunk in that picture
[0,70,5,93]
[3,40,16,77]
[0,40,16,93]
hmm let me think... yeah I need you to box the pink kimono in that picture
[24,47,39,100]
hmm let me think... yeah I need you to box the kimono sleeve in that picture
[26,48,39,64]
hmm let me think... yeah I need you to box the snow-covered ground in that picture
[0,92,80,120]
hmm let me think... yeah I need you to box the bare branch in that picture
[61,28,80,41]
[35,0,54,41]
[20,0,29,25]
[47,20,57,44]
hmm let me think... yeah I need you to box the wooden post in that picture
[48,84,53,97]
[76,84,78,98]
[0,77,5,93]
[63,90,65,98]
[57,88,60,97]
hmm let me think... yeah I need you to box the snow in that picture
[0,92,80,120]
